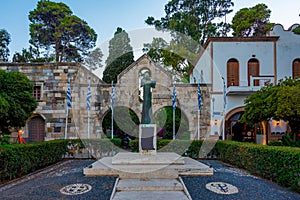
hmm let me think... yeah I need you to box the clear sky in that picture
[0,0,299,61]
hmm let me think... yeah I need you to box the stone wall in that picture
[0,55,211,141]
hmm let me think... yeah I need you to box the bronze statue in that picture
[141,71,156,124]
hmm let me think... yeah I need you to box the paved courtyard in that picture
[0,159,299,200]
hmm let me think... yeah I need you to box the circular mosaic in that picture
[206,182,238,195]
[60,183,92,195]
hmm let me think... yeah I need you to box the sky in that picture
[0,0,299,76]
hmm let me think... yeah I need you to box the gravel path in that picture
[0,160,116,200]
[182,160,300,200]
[1,159,299,200]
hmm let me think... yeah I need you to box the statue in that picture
[141,71,156,124]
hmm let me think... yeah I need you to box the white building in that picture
[190,24,300,144]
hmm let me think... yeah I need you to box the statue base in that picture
[139,124,156,155]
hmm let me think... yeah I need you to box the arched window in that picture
[227,58,239,87]
[293,58,300,79]
[248,58,260,86]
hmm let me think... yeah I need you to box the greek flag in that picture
[172,85,177,110]
[111,82,115,110]
[223,78,227,107]
[86,80,91,110]
[67,78,72,108]
[197,83,202,110]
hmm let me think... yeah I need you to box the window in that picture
[293,58,300,79]
[33,85,42,101]
[227,58,239,87]
[248,58,260,86]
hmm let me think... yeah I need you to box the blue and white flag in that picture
[197,83,202,110]
[86,80,91,110]
[67,78,72,108]
[111,82,115,110]
[172,85,177,110]
[223,78,227,107]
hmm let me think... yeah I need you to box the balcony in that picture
[226,76,274,96]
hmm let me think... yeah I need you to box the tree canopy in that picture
[240,77,300,135]
[83,47,103,71]
[12,46,53,63]
[292,25,300,35]
[102,27,134,83]
[0,69,37,134]
[0,29,11,62]
[143,36,199,81]
[145,0,234,45]
[231,3,274,37]
[29,0,97,62]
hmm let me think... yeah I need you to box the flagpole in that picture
[222,77,226,140]
[197,83,201,140]
[173,108,175,140]
[87,79,91,139]
[65,104,68,139]
[172,84,177,140]
[197,108,200,140]
[111,81,114,139]
[88,110,90,139]
[65,77,71,139]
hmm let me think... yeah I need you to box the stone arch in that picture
[225,107,264,142]
[27,114,46,142]
[154,106,189,139]
[101,106,140,138]
[225,106,244,121]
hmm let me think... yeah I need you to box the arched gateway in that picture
[73,54,211,139]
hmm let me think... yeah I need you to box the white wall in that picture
[192,26,299,136]
[213,41,275,89]
[270,24,300,81]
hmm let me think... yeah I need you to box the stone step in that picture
[84,155,213,179]
[112,191,190,200]
[112,152,185,165]
[116,178,184,191]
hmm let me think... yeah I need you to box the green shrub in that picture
[268,140,283,146]
[129,139,201,158]
[215,140,300,192]
[81,138,122,159]
[0,140,68,183]
[281,133,300,147]
[0,134,10,145]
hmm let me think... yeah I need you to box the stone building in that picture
[1,54,211,142]
[0,62,100,141]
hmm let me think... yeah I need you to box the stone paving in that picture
[0,159,299,200]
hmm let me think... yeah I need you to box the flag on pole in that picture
[172,85,177,110]
[87,80,91,110]
[222,78,227,108]
[111,82,115,110]
[197,83,202,110]
[67,78,72,108]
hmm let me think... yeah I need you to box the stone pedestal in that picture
[139,124,156,155]
[83,152,213,179]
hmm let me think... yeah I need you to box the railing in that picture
[226,76,275,95]
[250,76,274,87]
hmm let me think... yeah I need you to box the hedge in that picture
[0,140,68,183]
[129,139,299,192]
[129,139,204,158]
[215,140,300,192]
[81,138,122,159]
[1,139,299,192]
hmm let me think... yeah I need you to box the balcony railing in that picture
[250,76,274,87]
[226,76,274,95]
